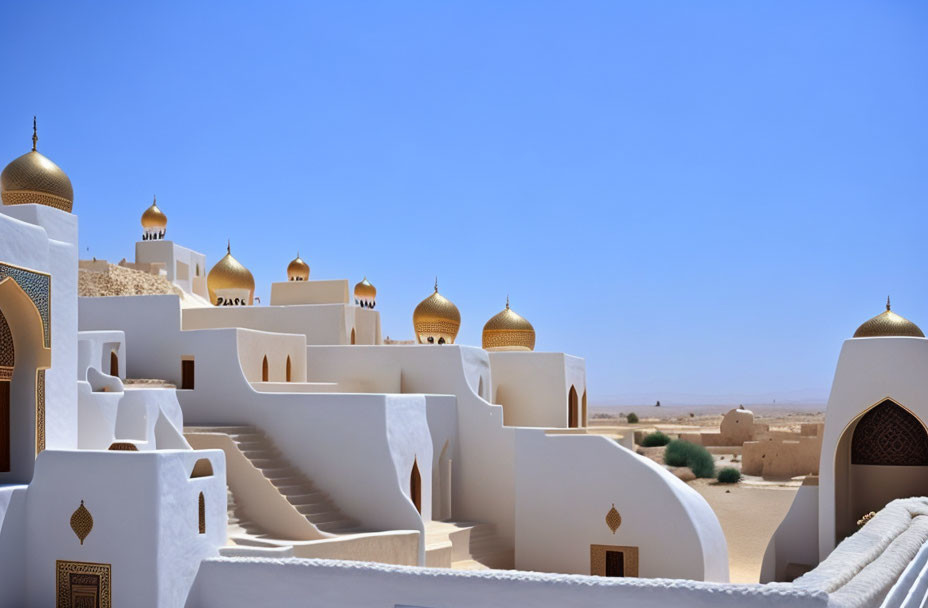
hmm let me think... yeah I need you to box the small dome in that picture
[287,253,310,281]
[854,298,924,338]
[482,298,535,351]
[207,242,255,305]
[413,280,460,344]
[141,196,167,229]
[355,277,376,300]
[1,118,73,212]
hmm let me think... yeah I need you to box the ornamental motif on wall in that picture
[0,263,51,348]
[56,560,111,608]
[70,501,93,545]
[605,504,622,534]
[851,400,928,466]
[36,369,45,454]
[0,309,12,379]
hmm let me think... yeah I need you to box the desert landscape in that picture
[590,404,826,583]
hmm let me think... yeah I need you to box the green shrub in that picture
[640,431,671,447]
[717,467,741,484]
[663,440,715,478]
[626,413,639,424]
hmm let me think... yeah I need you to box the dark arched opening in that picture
[109,350,118,377]
[286,356,292,382]
[410,458,422,514]
[262,356,269,382]
[198,492,206,534]
[568,385,579,428]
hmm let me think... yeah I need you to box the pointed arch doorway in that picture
[410,459,422,514]
[835,399,928,541]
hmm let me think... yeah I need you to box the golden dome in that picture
[1,118,73,212]
[287,253,309,281]
[207,242,255,305]
[141,196,167,229]
[482,298,535,351]
[853,298,924,338]
[413,279,461,344]
[355,277,376,300]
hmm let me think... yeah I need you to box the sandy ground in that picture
[691,479,799,582]
[590,404,824,582]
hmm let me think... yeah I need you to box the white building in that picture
[0,120,925,607]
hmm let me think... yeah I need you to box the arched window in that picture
[350,328,356,345]
[261,356,269,382]
[110,350,118,377]
[198,492,206,534]
[410,459,422,514]
[286,356,292,382]
[568,386,579,428]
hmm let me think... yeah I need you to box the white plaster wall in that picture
[489,352,587,427]
[0,205,79,454]
[236,329,307,383]
[514,430,729,581]
[270,280,349,305]
[136,240,208,298]
[78,330,125,379]
[0,485,27,607]
[306,345,516,546]
[79,296,426,557]
[183,302,379,345]
[817,337,928,560]
[77,380,120,449]
[25,449,225,608]
[185,558,828,608]
[761,483,819,583]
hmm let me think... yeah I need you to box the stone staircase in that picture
[186,425,361,543]
[425,521,514,570]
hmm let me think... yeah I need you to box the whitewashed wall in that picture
[78,330,125,379]
[183,302,381,346]
[25,450,225,608]
[136,240,208,298]
[515,430,728,581]
[185,558,828,608]
[489,352,585,427]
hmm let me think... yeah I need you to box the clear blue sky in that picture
[2,2,926,404]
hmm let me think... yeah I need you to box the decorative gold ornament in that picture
[605,503,622,534]
[141,195,168,229]
[207,241,255,305]
[1,117,73,213]
[853,297,924,338]
[413,278,460,344]
[70,500,93,545]
[286,252,310,281]
[482,297,535,351]
[354,277,376,300]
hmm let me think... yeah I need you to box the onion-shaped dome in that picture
[287,253,310,281]
[207,242,255,305]
[141,195,167,229]
[1,118,73,212]
[355,277,376,300]
[853,297,924,338]
[413,279,460,344]
[482,298,535,351]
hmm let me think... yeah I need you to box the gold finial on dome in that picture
[141,194,168,232]
[287,252,310,281]
[207,241,255,305]
[482,297,535,351]
[853,297,924,338]
[354,277,376,303]
[1,116,74,212]
[413,278,460,344]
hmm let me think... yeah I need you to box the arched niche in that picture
[410,458,422,514]
[835,399,928,542]
[261,355,269,382]
[0,275,51,482]
[285,355,292,382]
[568,385,579,428]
